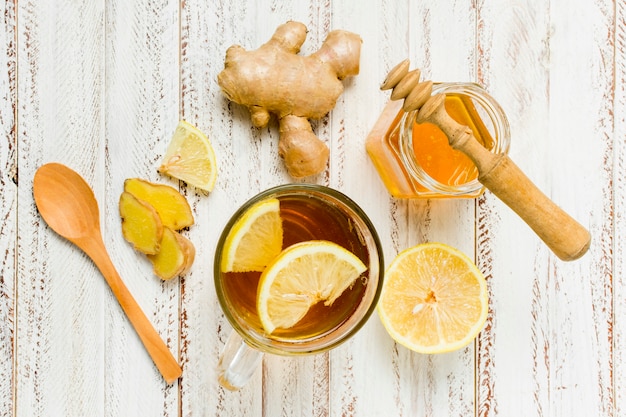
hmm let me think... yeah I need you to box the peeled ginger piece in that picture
[119,191,163,255]
[148,228,196,280]
[124,178,194,230]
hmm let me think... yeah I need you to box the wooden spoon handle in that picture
[78,236,183,383]
[418,94,591,261]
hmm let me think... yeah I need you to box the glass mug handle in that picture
[217,330,263,390]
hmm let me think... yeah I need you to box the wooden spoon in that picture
[33,162,182,384]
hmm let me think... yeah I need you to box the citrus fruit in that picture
[257,240,367,334]
[159,120,218,192]
[221,198,283,273]
[377,242,488,354]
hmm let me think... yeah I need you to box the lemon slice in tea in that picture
[221,198,283,273]
[257,240,367,334]
[159,120,218,192]
[377,242,488,354]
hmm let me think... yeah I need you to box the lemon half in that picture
[378,242,488,354]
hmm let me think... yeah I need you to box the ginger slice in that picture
[119,191,163,255]
[148,228,196,280]
[124,178,194,230]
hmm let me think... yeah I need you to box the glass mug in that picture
[214,184,384,390]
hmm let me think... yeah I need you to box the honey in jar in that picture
[366,83,510,198]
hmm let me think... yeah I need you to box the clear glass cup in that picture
[366,82,511,198]
[214,184,384,390]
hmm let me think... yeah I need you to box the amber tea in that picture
[219,192,371,341]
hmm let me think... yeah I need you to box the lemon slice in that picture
[221,198,283,273]
[159,120,218,192]
[257,240,367,334]
[378,242,488,354]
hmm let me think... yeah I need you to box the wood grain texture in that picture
[0,0,16,415]
[615,0,626,414]
[547,1,614,416]
[5,0,624,416]
[15,1,107,416]
[180,1,271,415]
[104,0,181,415]
[404,3,478,416]
[327,1,412,416]
[477,1,616,416]
[476,1,555,416]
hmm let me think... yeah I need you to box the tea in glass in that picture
[214,184,383,389]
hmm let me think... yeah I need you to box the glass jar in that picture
[366,82,511,198]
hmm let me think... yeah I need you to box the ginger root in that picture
[217,21,361,177]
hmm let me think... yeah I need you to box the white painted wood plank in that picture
[545,0,615,415]
[474,2,554,415]
[324,1,412,415]
[0,1,17,416]
[477,0,615,416]
[15,1,106,416]
[103,0,181,415]
[614,1,626,415]
[177,1,243,414]
[404,4,479,416]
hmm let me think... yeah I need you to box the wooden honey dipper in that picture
[381,60,591,261]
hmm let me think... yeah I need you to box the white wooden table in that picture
[1,1,622,416]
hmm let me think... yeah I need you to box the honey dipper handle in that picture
[418,94,591,261]
[478,156,590,260]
